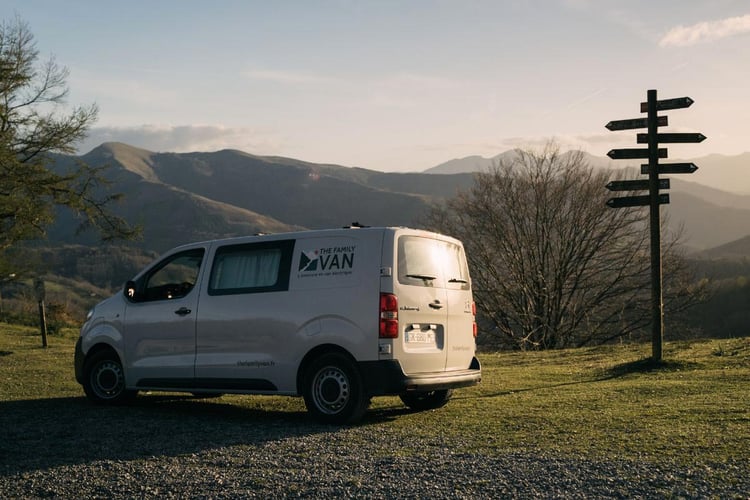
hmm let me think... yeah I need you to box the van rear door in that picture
[392,234,474,374]
[442,241,476,371]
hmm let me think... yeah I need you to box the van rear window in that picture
[397,236,470,289]
[208,240,294,295]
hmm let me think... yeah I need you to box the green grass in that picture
[1,322,748,467]
[392,340,750,464]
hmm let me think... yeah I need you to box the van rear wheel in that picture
[303,353,369,424]
[400,389,452,411]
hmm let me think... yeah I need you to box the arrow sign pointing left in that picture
[606,179,670,192]
[606,115,668,131]
[608,148,668,160]
[606,193,670,208]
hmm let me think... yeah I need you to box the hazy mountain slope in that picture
[424,150,617,174]
[43,143,750,254]
[422,149,750,251]
[666,193,750,251]
[112,146,434,229]
[697,235,750,260]
[669,177,750,211]
[425,151,520,174]
[687,153,750,194]
[47,145,302,252]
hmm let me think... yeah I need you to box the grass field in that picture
[1,323,748,470]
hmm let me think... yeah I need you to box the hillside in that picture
[41,143,750,255]
[426,150,750,193]
[48,143,472,252]
[424,149,750,253]
[696,235,750,260]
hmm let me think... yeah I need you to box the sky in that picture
[3,0,750,172]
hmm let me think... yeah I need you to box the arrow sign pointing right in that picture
[637,133,707,144]
[640,163,699,175]
[640,96,694,112]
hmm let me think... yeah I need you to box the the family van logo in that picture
[298,245,356,277]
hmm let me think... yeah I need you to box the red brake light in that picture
[379,293,399,338]
[472,301,477,338]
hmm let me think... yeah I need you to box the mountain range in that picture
[47,143,750,257]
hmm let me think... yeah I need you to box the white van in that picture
[74,226,481,423]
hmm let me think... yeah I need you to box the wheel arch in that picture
[85,341,120,359]
[76,338,125,387]
[296,343,356,395]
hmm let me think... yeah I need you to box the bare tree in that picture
[426,144,698,349]
[0,16,136,265]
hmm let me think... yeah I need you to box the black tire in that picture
[400,389,453,411]
[191,392,224,399]
[302,352,369,424]
[82,349,135,404]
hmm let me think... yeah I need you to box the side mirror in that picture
[124,280,138,301]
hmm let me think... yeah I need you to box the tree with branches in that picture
[426,144,702,350]
[0,16,136,273]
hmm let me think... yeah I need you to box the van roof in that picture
[164,226,460,255]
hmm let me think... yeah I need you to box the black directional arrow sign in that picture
[640,96,694,113]
[606,115,668,131]
[606,193,669,208]
[637,133,707,144]
[640,163,699,175]
[606,90,704,363]
[607,148,668,160]
[606,179,670,191]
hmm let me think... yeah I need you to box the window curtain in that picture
[211,249,281,289]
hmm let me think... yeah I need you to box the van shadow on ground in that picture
[0,395,410,475]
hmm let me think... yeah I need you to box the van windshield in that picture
[397,236,470,289]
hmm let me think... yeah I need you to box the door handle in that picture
[175,307,192,316]
[429,301,443,310]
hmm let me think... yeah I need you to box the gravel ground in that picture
[2,424,748,499]
[1,397,748,499]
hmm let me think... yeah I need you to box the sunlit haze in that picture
[4,0,749,172]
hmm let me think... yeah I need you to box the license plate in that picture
[406,330,436,343]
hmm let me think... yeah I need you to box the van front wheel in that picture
[303,353,369,424]
[400,389,452,411]
[82,350,135,404]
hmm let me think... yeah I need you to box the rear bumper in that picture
[360,357,481,396]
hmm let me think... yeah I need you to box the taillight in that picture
[472,301,478,338]
[379,293,399,338]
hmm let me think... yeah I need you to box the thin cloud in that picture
[77,124,285,156]
[660,13,750,47]
[242,69,339,85]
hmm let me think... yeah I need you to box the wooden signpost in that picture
[605,89,705,361]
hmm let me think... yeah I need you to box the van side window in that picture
[141,248,205,301]
[208,240,294,295]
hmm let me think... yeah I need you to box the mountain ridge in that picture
[428,150,750,194]
[47,142,750,255]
